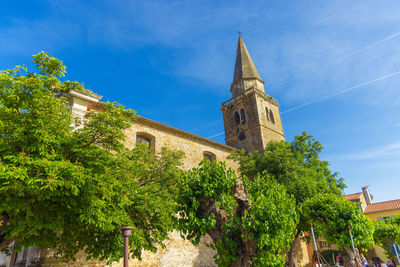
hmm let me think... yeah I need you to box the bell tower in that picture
[221,37,285,153]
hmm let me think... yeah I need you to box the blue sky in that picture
[1,0,400,202]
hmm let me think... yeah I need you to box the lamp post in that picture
[120,227,133,267]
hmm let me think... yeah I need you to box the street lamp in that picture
[120,227,133,267]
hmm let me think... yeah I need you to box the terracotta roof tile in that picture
[343,192,362,201]
[364,199,400,214]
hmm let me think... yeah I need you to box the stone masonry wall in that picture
[223,90,285,153]
[43,231,217,267]
[254,93,285,146]
[125,118,238,171]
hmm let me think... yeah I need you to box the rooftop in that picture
[343,192,362,202]
[364,199,400,214]
[233,37,261,82]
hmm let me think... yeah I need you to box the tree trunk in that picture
[198,179,257,267]
[228,233,257,267]
[229,254,252,267]
[340,248,362,267]
[287,232,301,267]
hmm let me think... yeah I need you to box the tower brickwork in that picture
[221,37,285,153]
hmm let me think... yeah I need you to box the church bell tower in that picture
[221,37,285,153]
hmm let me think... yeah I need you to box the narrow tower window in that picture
[266,107,270,122]
[234,111,240,126]
[240,108,246,124]
[269,110,275,124]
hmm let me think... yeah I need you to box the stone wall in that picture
[126,117,238,171]
[42,231,217,267]
[253,92,285,146]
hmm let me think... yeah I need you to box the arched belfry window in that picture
[136,132,155,151]
[240,108,246,124]
[234,111,240,126]
[269,109,275,124]
[203,151,216,161]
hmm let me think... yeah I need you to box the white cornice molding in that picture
[70,90,103,103]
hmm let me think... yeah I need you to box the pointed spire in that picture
[233,37,261,82]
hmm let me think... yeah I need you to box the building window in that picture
[136,133,155,151]
[203,151,216,161]
[269,109,275,124]
[234,111,240,126]
[240,108,246,124]
[136,134,151,146]
[266,107,270,122]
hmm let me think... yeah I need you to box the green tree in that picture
[303,194,374,264]
[374,214,400,258]
[230,133,358,266]
[175,160,298,267]
[0,52,184,263]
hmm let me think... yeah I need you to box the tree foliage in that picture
[374,214,400,258]
[231,133,345,233]
[0,52,184,262]
[230,133,375,266]
[175,160,298,267]
[303,194,374,250]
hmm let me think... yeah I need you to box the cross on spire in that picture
[238,29,242,38]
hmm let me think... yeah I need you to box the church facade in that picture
[1,37,288,267]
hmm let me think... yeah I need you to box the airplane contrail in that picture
[332,32,400,64]
[281,70,400,114]
[207,132,224,139]
[277,31,400,87]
